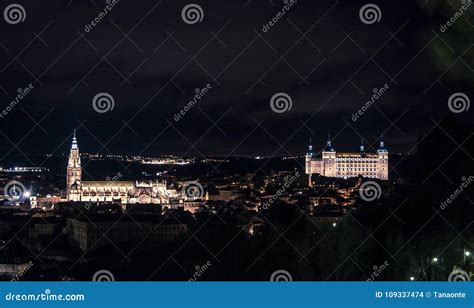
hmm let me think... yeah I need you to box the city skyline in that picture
[0,128,403,161]
[0,0,472,285]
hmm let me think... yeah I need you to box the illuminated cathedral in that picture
[66,132,179,204]
[305,136,389,186]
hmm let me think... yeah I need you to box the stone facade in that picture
[66,133,178,204]
[305,137,388,186]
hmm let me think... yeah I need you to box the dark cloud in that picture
[0,0,472,159]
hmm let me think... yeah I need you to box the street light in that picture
[432,257,438,263]
[410,276,415,281]
[465,251,471,257]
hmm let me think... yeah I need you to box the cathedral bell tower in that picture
[67,130,82,201]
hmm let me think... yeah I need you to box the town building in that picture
[66,132,178,204]
[305,136,389,186]
[66,215,188,251]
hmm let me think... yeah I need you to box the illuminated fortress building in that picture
[66,132,178,204]
[305,136,388,186]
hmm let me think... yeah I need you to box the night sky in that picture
[0,0,472,158]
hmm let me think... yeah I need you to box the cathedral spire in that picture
[72,129,78,150]
[68,131,81,167]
